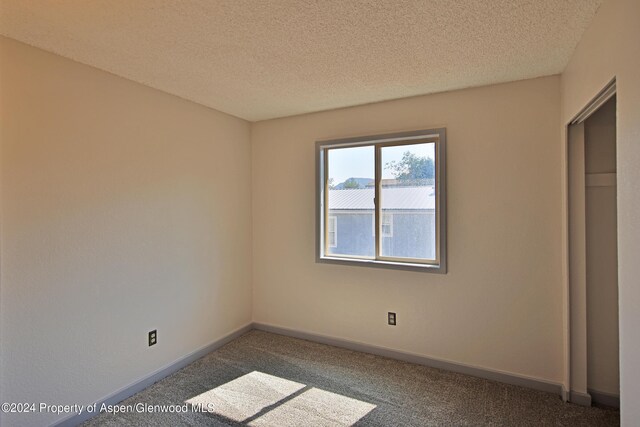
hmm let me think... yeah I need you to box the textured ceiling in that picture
[0,0,602,121]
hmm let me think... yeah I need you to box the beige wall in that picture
[252,76,563,383]
[0,37,253,426]
[561,0,640,421]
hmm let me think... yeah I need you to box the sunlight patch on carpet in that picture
[186,371,305,421]
[249,387,376,426]
[185,371,376,426]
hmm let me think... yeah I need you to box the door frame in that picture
[563,78,617,406]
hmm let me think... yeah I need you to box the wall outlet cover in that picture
[388,312,396,326]
[149,330,157,346]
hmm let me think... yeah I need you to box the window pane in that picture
[380,143,436,260]
[327,146,375,258]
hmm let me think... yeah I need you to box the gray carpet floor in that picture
[83,330,619,426]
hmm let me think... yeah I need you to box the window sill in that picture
[317,256,446,274]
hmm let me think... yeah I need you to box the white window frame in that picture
[316,128,447,273]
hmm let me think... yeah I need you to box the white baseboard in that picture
[569,390,592,407]
[589,389,619,408]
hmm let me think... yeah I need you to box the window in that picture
[381,213,393,237]
[328,216,337,248]
[372,213,393,237]
[316,129,446,272]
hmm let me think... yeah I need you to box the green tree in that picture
[328,178,336,190]
[343,178,361,189]
[385,151,434,180]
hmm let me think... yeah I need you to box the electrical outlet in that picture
[388,312,396,326]
[148,330,157,346]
